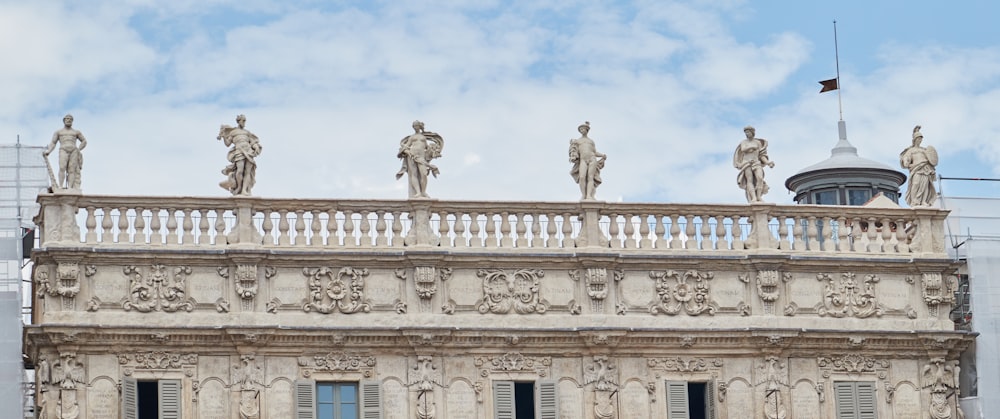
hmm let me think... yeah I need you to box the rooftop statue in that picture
[217,114,262,196]
[44,114,87,191]
[569,121,607,200]
[733,125,774,203]
[900,125,938,207]
[396,120,444,199]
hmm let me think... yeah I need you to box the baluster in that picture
[685,214,696,249]
[375,211,388,247]
[311,211,323,247]
[196,209,209,245]
[469,212,482,248]
[791,217,803,250]
[358,211,372,247]
[134,208,146,244]
[327,210,341,247]
[515,212,528,248]
[834,216,848,252]
[654,215,667,249]
[866,217,880,252]
[435,211,449,247]
[731,217,744,250]
[777,216,790,250]
[389,211,402,247]
[895,218,910,253]
[699,215,711,250]
[669,214,682,249]
[453,211,467,248]
[561,213,576,248]
[343,210,356,247]
[164,208,178,244]
[118,207,130,243]
[85,207,97,243]
[101,207,113,243]
[623,214,636,249]
[499,212,513,247]
[639,214,652,249]
[545,213,558,248]
[149,208,162,245]
[608,213,621,249]
[819,217,834,252]
[216,208,229,245]
[530,214,542,248]
[261,210,274,245]
[851,217,864,253]
[880,217,893,253]
[178,209,192,244]
[291,210,304,246]
[277,210,290,246]
[803,216,817,251]
[714,216,725,250]
[484,212,497,248]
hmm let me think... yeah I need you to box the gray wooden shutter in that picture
[121,377,138,419]
[493,381,515,419]
[833,381,858,419]
[294,380,316,419]
[360,380,383,419]
[537,380,559,419]
[158,379,182,419]
[705,381,717,419]
[666,381,689,419]
[856,382,877,419]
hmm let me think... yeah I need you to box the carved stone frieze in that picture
[816,273,884,318]
[818,354,889,375]
[122,264,195,312]
[476,269,548,314]
[409,356,442,419]
[920,273,955,317]
[648,270,718,316]
[475,352,551,377]
[118,351,198,370]
[302,267,372,314]
[298,352,377,378]
[647,357,722,372]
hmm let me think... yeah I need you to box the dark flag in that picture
[819,78,839,93]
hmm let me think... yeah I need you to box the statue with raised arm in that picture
[569,121,607,200]
[218,114,262,196]
[44,114,87,190]
[900,125,938,207]
[733,125,775,203]
[395,120,444,198]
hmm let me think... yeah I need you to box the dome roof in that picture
[792,138,900,174]
[784,121,906,193]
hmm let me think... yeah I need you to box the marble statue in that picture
[44,114,87,190]
[733,125,774,203]
[218,114,262,196]
[396,120,444,198]
[569,121,607,200]
[900,125,938,207]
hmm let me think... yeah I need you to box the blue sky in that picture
[2,0,1000,203]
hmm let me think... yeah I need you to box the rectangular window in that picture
[848,189,872,205]
[834,381,877,419]
[666,381,716,419]
[295,380,381,419]
[813,190,839,205]
[493,380,558,419]
[121,377,182,419]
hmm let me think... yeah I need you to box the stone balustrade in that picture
[36,193,949,256]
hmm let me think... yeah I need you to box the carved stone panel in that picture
[892,383,921,418]
[538,270,574,308]
[121,265,194,312]
[86,378,118,419]
[815,273,884,318]
[724,380,753,419]
[617,272,654,310]
[198,379,229,419]
[476,269,548,314]
[382,379,407,419]
[301,267,371,314]
[446,380,477,419]
[791,381,820,419]
[266,380,294,418]
[648,270,718,316]
[619,380,650,419]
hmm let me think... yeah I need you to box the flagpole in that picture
[834,20,843,121]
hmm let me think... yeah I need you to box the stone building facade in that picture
[26,194,971,418]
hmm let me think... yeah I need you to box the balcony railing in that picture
[35,194,949,256]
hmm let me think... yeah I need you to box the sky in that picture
[3,0,1000,204]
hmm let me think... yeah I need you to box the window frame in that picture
[294,379,382,419]
[492,380,559,419]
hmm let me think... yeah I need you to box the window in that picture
[813,190,839,205]
[847,189,872,205]
[833,381,877,419]
[493,380,558,419]
[121,377,182,419]
[295,380,381,419]
[666,381,716,419]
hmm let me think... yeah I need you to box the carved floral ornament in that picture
[475,352,551,377]
[298,352,376,378]
[122,264,194,312]
[35,263,96,299]
[217,264,277,300]
[816,272,884,318]
[647,357,723,373]
[302,266,372,314]
[649,269,718,316]
[118,351,198,370]
[477,268,548,314]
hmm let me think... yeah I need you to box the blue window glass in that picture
[317,383,359,419]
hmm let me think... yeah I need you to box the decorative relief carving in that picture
[475,352,551,377]
[302,267,372,314]
[818,354,889,375]
[118,351,198,370]
[647,357,721,372]
[216,298,230,313]
[585,356,618,419]
[439,267,455,314]
[756,356,787,419]
[783,302,798,316]
[233,354,264,419]
[476,269,548,314]
[575,268,609,313]
[297,352,376,378]
[411,267,437,299]
[921,273,955,317]
[86,297,101,312]
[122,265,195,312]
[409,356,443,419]
[754,270,792,315]
[36,263,89,299]
[648,270,718,316]
[815,273,884,318]
[923,358,961,419]
[52,353,86,419]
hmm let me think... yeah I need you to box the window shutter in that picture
[158,379,182,419]
[705,381,717,419]
[493,381,515,419]
[537,381,559,419]
[833,381,858,419]
[666,381,689,419]
[856,382,877,419]
[121,377,138,419]
[360,380,383,419]
[294,380,316,419]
